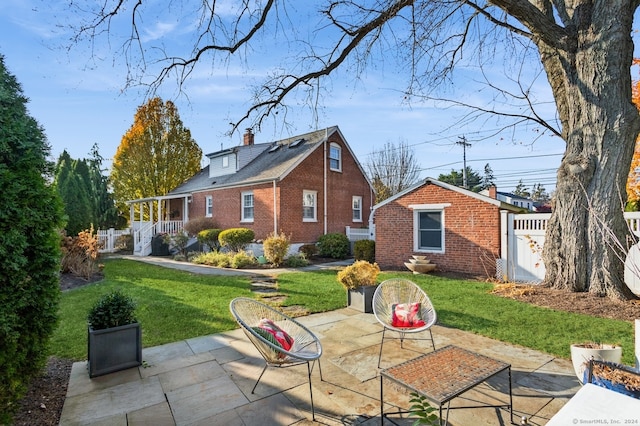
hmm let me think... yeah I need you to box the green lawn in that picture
[51,259,636,365]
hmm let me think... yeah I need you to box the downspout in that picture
[273,179,278,234]
[323,128,328,234]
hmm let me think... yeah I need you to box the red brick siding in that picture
[186,133,372,244]
[374,182,501,277]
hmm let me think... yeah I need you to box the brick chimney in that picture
[243,128,254,146]
[487,185,497,199]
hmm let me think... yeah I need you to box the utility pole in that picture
[456,136,471,188]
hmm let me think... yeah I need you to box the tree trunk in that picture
[538,1,640,299]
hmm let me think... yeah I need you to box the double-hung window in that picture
[352,196,362,222]
[411,203,449,253]
[329,143,341,171]
[241,191,254,222]
[302,190,317,222]
[205,196,213,217]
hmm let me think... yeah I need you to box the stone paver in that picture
[59,257,583,425]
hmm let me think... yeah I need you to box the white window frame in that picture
[222,155,229,168]
[410,203,450,253]
[205,195,213,217]
[329,143,342,172]
[241,191,254,222]
[352,196,362,222]
[302,190,317,222]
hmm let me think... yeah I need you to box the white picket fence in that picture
[501,211,640,283]
[97,228,132,253]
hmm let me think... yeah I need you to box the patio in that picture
[59,307,581,425]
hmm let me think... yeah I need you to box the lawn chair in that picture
[229,297,323,420]
[373,278,437,368]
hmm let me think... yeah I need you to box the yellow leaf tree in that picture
[628,59,640,209]
[111,97,202,215]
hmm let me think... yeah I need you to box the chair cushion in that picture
[255,318,294,351]
[391,302,426,328]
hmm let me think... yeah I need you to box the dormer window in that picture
[222,156,229,168]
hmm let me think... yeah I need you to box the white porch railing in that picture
[131,220,184,256]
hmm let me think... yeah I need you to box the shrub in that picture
[299,243,318,258]
[231,250,257,268]
[87,290,137,330]
[115,233,133,252]
[183,217,217,236]
[284,253,309,268]
[336,260,380,290]
[263,232,290,266]
[191,251,231,268]
[354,239,375,263]
[0,57,65,424]
[317,233,350,259]
[60,226,101,279]
[197,229,222,252]
[163,231,190,257]
[219,228,255,252]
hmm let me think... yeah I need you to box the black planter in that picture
[88,322,142,378]
[347,285,377,313]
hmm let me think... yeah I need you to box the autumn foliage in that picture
[627,59,640,207]
[111,97,202,213]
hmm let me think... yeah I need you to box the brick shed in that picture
[371,178,521,277]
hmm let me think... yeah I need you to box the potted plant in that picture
[570,342,622,384]
[337,260,380,313]
[87,290,142,377]
[586,359,640,399]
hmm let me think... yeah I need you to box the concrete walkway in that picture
[59,258,582,425]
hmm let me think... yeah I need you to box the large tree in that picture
[69,1,640,299]
[365,139,420,202]
[111,97,202,211]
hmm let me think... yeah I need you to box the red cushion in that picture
[258,318,294,351]
[391,302,426,328]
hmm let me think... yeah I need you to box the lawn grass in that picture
[52,259,637,366]
[51,259,252,359]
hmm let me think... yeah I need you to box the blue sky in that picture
[0,1,566,193]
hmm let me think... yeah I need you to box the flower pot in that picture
[347,285,377,313]
[570,343,622,384]
[88,322,142,378]
[584,364,640,399]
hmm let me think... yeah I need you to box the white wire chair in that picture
[373,278,437,368]
[229,297,323,420]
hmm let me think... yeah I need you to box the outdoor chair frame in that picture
[229,297,323,420]
[373,278,437,368]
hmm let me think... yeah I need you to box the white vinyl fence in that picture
[500,211,640,283]
[97,228,131,253]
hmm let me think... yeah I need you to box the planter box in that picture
[88,322,142,378]
[347,285,377,313]
[570,343,622,384]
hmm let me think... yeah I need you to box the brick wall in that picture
[374,182,501,277]
[186,132,373,244]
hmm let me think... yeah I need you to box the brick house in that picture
[371,178,521,276]
[127,126,374,255]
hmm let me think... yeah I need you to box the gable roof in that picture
[169,126,344,195]
[372,177,523,212]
